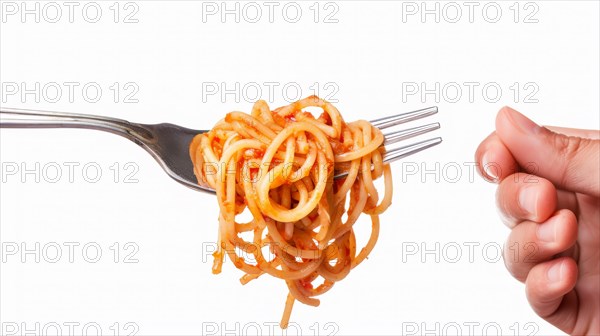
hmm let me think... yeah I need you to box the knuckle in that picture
[552,133,583,159]
[548,131,588,187]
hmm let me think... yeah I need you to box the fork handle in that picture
[0,107,150,139]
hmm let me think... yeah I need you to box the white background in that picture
[1,1,599,335]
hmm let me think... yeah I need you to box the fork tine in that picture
[383,122,440,146]
[382,137,442,164]
[370,106,438,129]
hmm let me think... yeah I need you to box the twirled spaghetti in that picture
[189,96,392,328]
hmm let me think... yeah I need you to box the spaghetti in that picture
[189,96,393,328]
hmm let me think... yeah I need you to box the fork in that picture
[0,107,442,193]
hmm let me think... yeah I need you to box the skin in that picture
[475,107,600,335]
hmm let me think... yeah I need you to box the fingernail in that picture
[547,261,564,283]
[537,216,556,243]
[503,107,540,134]
[519,186,538,218]
[481,152,499,181]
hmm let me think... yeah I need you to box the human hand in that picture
[475,107,599,335]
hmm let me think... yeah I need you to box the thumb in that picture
[495,106,600,197]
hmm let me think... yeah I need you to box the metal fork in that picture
[0,107,442,194]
